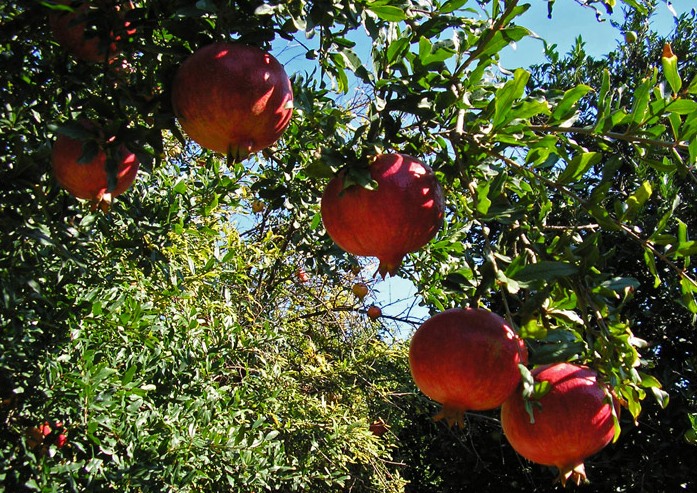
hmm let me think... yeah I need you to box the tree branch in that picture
[528,124,691,154]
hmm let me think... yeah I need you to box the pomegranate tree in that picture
[51,121,139,210]
[500,363,619,486]
[408,308,528,427]
[49,1,135,63]
[320,153,444,278]
[171,43,294,160]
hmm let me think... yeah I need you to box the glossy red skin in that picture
[409,308,528,421]
[320,154,444,278]
[52,129,139,202]
[171,43,294,158]
[500,363,617,481]
[48,1,133,63]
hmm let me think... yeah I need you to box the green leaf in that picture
[440,0,468,14]
[475,181,491,214]
[686,74,697,95]
[594,69,612,132]
[493,68,530,128]
[478,25,531,60]
[386,37,410,65]
[686,414,697,444]
[622,180,652,221]
[630,77,652,125]
[367,4,407,21]
[550,84,593,123]
[667,99,697,115]
[513,261,578,284]
[557,152,602,184]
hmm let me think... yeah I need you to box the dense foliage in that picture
[1,0,696,491]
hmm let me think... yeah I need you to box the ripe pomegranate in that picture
[369,418,389,437]
[352,282,369,300]
[296,268,309,284]
[408,308,527,427]
[171,43,294,160]
[56,432,68,448]
[52,121,139,210]
[321,154,444,278]
[367,305,382,320]
[48,1,135,63]
[500,363,618,486]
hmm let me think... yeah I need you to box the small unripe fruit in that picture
[352,282,369,300]
[251,200,265,213]
[624,31,637,43]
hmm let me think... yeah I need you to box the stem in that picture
[528,124,691,154]
[452,0,520,79]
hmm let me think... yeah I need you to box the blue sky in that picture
[500,0,692,67]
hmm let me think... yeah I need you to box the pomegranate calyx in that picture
[376,255,404,279]
[557,462,588,487]
[433,405,467,429]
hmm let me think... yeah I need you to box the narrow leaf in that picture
[513,261,578,283]
[557,152,602,184]
[493,68,530,128]
[550,85,593,123]
[367,4,407,21]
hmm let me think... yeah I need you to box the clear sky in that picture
[500,0,693,68]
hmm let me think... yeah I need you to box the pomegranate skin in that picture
[320,153,444,278]
[171,43,294,159]
[49,1,133,63]
[500,363,618,486]
[52,125,139,207]
[408,308,528,427]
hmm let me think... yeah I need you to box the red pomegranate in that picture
[500,363,618,486]
[320,154,444,278]
[52,121,139,209]
[408,308,528,427]
[171,43,294,160]
[367,305,382,320]
[48,1,135,63]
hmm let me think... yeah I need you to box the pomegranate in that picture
[51,121,139,210]
[408,308,527,427]
[320,154,444,278]
[171,43,294,160]
[500,363,618,486]
[352,282,369,300]
[367,305,382,320]
[369,418,389,437]
[251,199,265,213]
[56,433,68,448]
[296,268,309,284]
[49,1,135,63]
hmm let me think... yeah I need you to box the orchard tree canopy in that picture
[1,0,697,491]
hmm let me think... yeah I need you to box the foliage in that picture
[1,0,696,491]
